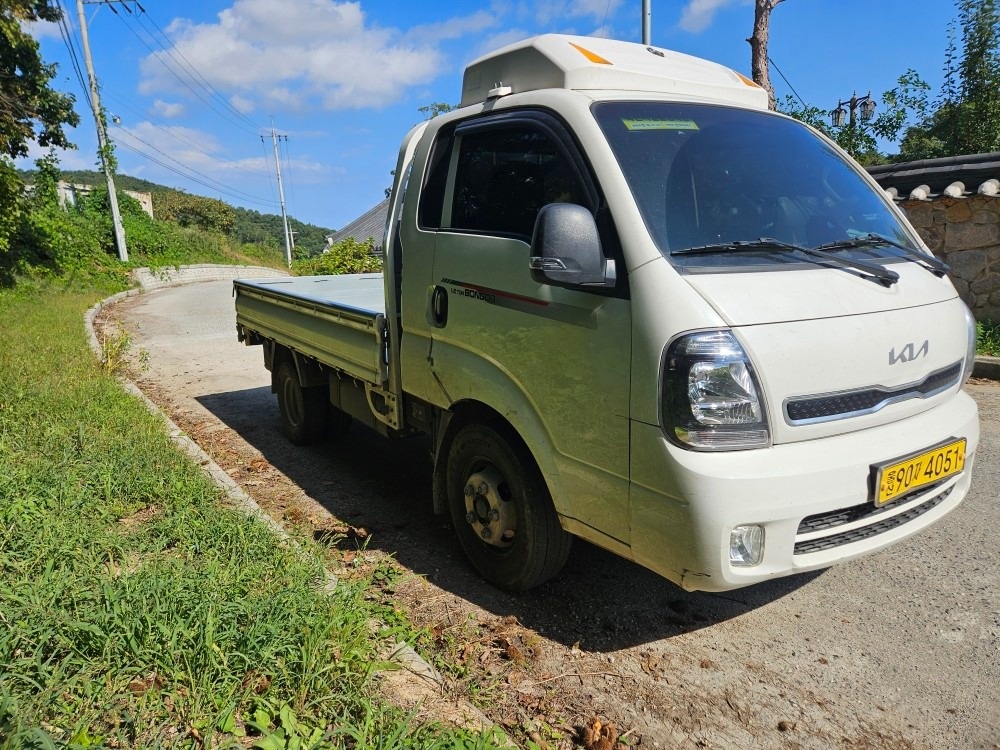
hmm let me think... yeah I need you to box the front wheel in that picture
[446,423,571,591]
[275,361,327,445]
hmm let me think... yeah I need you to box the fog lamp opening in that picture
[730,524,765,567]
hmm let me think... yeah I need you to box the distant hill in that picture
[17,168,334,257]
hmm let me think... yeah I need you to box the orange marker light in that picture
[569,42,613,65]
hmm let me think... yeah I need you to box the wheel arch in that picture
[269,342,326,392]
[431,398,560,517]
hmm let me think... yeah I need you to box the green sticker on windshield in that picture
[622,118,699,131]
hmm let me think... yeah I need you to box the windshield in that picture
[593,102,917,270]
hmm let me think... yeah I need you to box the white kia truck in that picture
[234,35,980,592]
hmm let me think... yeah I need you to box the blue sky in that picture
[26,0,957,239]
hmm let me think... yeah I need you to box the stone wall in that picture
[899,194,1000,321]
[131,264,287,291]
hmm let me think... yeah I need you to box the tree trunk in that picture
[748,0,784,110]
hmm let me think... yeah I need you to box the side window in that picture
[448,126,588,240]
[418,130,453,230]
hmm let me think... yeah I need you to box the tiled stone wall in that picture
[900,195,1000,321]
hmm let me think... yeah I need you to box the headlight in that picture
[662,330,770,450]
[961,304,977,385]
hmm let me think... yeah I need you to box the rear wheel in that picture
[275,361,327,445]
[446,423,571,591]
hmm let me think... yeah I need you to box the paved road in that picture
[114,279,999,749]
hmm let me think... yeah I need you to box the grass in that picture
[0,281,501,749]
[977,319,1000,357]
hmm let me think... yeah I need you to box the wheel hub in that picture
[463,465,516,548]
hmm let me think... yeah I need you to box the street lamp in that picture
[831,92,876,128]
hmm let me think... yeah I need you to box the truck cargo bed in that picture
[234,274,387,386]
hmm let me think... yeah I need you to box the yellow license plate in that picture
[874,438,966,507]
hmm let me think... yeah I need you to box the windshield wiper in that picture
[816,233,950,278]
[671,238,899,287]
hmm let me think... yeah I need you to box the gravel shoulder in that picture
[103,279,1000,750]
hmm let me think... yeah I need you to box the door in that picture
[418,111,633,544]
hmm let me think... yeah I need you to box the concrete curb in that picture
[973,356,1000,380]
[84,270,495,736]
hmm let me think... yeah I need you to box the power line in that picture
[134,10,263,134]
[54,0,90,102]
[111,138,275,208]
[103,89,271,179]
[768,55,808,109]
[113,124,271,204]
[113,10,261,136]
[52,1,274,217]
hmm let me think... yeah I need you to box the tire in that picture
[446,423,571,591]
[275,361,327,445]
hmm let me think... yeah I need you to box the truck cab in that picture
[237,34,979,592]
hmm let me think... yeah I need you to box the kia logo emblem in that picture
[889,340,929,365]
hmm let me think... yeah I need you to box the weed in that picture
[98,324,133,375]
[977,319,1000,356]
[0,286,493,748]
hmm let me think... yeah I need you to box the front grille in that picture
[785,362,962,425]
[793,486,952,555]
[797,482,942,534]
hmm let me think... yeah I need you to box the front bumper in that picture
[629,390,980,591]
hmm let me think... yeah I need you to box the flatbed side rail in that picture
[234,281,386,387]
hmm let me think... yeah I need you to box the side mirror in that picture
[529,203,615,288]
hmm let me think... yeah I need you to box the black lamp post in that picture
[831,92,876,158]
[831,92,876,128]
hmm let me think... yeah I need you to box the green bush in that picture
[292,236,382,276]
[11,205,128,290]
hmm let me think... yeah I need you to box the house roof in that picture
[326,197,390,249]
[867,152,1000,200]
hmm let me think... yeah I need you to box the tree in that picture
[893,0,1000,159]
[418,101,456,120]
[0,1,79,260]
[0,0,79,159]
[747,0,784,110]
[152,191,235,233]
[777,71,932,165]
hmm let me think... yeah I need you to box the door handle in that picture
[430,285,449,328]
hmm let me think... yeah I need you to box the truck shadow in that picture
[197,388,823,652]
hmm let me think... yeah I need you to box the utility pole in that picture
[268,127,293,268]
[642,0,651,45]
[76,0,128,262]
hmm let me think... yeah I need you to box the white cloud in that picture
[533,0,623,26]
[140,1,499,112]
[230,95,254,114]
[24,20,62,41]
[678,0,748,33]
[15,141,93,171]
[111,121,325,187]
[474,29,533,59]
[405,11,496,45]
[152,100,186,118]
